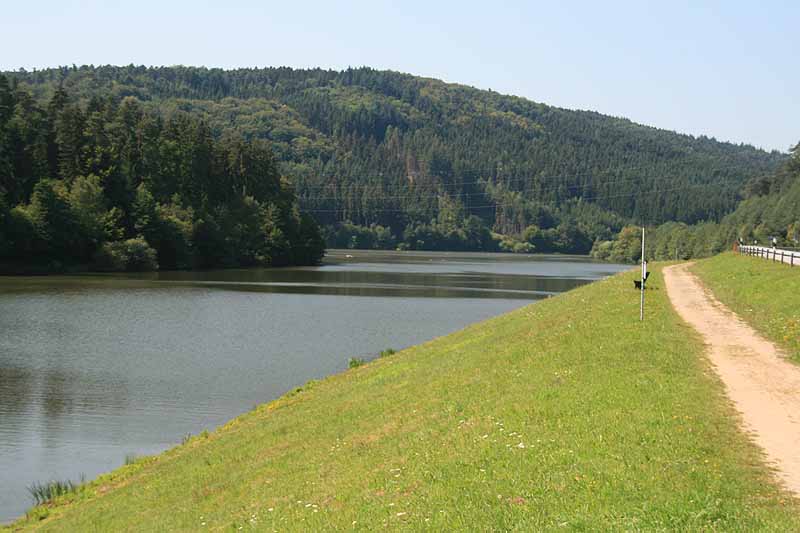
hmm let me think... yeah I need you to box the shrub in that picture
[380,348,397,358]
[348,357,365,368]
[124,237,159,271]
[28,477,83,506]
[495,234,535,254]
[92,242,128,272]
[91,238,159,272]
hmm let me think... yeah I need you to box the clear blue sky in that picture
[2,0,797,151]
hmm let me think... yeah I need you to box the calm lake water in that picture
[0,250,626,521]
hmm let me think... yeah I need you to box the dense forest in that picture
[2,65,786,259]
[592,142,800,263]
[0,74,324,273]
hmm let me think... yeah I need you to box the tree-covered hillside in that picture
[591,142,800,263]
[3,65,787,256]
[724,142,800,242]
[0,75,324,273]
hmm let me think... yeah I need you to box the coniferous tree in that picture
[0,74,325,273]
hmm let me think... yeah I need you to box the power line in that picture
[291,162,676,192]
[301,180,737,214]
[297,173,721,203]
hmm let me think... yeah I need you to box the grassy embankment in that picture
[692,252,800,364]
[8,262,800,531]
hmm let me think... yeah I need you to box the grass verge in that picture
[692,252,800,363]
[7,265,799,531]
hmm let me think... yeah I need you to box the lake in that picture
[0,250,627,521]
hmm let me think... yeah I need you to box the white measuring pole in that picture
[640,226,645,322]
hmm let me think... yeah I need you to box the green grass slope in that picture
[9,266,799,531]
[692,252,800,363]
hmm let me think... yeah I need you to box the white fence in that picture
[739,245,800,266]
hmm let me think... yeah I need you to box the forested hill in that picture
[3,65,786,255]
[723,142,800,242]
[0,74,325,273]
[590,143,800,264]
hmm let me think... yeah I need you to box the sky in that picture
[2,0,797,152]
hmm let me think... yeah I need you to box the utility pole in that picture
[640,226,646,322]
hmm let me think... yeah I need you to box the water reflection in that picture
[0,250,626,521]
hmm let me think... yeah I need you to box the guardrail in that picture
[739,245,800,267]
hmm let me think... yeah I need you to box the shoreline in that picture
[0,248,615,278]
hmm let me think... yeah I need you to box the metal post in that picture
[640,227,645,322]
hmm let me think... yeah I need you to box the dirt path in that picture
[663,263,800,495]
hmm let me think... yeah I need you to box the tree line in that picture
[5,65,786,255]
[591,142,800,263]
[0,74,324,273]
